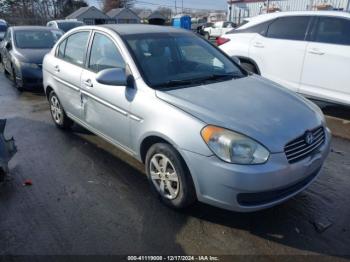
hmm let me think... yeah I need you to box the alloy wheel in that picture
[50,95,63,125]
[149,153,180,200]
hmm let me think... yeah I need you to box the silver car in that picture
[43,25,331,212]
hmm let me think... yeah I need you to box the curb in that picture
[326,116,350,140]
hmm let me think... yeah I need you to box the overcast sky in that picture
[88,0,227,11]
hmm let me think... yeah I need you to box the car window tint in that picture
[228,20,271,35]
[124,33,244,88]
[57,39,66,58]
[178,37,224,69]
[314,17,350,45]
[64,31,89,66]
[88,33,125,72]
[267,16,310,41]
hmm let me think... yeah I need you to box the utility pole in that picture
[229,1,233,22]
[175,0,177,15]
[347,0,350,12]
[182,0,183,14]
[266,0,270,13]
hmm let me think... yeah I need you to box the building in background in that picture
[208,11,227,22]
[66,6,113,25]
[227,0,350,24]
[107,8,141,24]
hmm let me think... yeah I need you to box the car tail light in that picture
[216,37,230,46]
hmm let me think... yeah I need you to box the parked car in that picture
[0,19,8,41]
[0,26,63,91]
[43,25,330,212]
[198,22,213,35]
[202,21,237,39]
[47,19,84,33]
[191,18,207,33]
[218,11,350,107]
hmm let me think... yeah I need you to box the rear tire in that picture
[49,91,73,130]
[241,62,258,74]
[145,143,196,209]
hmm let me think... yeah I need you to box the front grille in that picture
[284,126,325,164]
[237,166,320,206]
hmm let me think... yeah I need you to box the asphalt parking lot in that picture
[0,66,350,259]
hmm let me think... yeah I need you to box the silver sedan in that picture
[43,25,331,212]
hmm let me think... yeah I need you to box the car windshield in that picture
[123,32,245,89]
[0,24,7,32]
[57,22,83,32]
[14,30,62,49]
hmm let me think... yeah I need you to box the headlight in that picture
[201,125,270,164]
[20,62,39,69]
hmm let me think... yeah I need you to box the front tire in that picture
[49,91,73,129]
[145,143,196,209]
[204,32,210,40]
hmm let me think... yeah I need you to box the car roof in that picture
[12,26,61,31]
[49,19,82,23]
[99,24,190,35]
[239,11,350,29]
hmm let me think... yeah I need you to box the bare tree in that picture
[102,0,135,12]
[0,0,88,25]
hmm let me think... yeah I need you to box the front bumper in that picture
[180,128,331,212]
[16,66,43,90]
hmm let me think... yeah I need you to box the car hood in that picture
[14,48,51,64]
[156,75,324,153]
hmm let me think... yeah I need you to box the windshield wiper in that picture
[202,73,244,81]
[153,79,198,89]
[153,73,244,89]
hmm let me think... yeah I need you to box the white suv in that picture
[218,11,350,106]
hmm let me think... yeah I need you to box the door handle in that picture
[83,79,93,88]
[54,65,60,72]
[253,42,264,48]
[308,48,325,55]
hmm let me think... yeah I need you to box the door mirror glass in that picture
[96,68,127,86]
[5,41,11,50]
[231,56,241,65]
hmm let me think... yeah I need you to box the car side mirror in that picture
[96,68,127,86]
[5,42,12,50]
[231,56,241,65]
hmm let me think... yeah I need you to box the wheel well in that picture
[238,57,260,75]
[45,86,53,100]
[140,136,171,163]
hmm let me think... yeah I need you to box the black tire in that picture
[204,32,210,40]
[241,62,258,74]
[145,143,196,209]
[12,67,23,92]
[49,90,73,129]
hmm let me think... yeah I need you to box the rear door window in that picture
[61,31,90,66]
[57,39,66,58]
[266,16,311,41]
[314,17,350,45]
[229,20,272,35]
